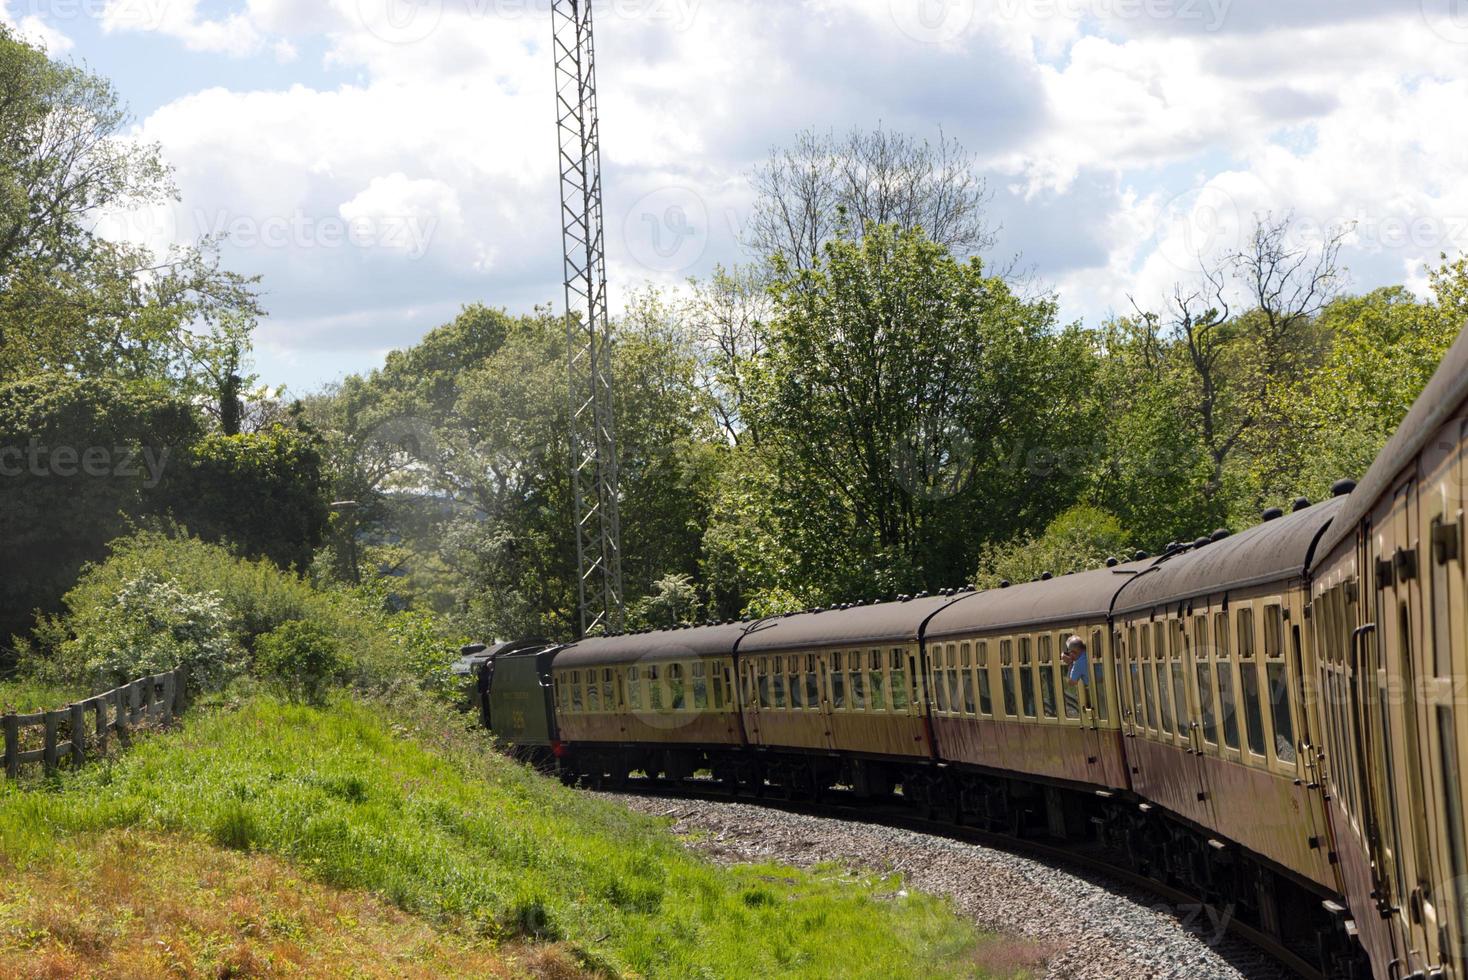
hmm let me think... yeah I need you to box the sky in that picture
[5,0,1468,394]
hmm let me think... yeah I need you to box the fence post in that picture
[69,702,86,767]
[42,711,60,772]
[173,665,189,717]
[161,673,176,724]
[128,680,141,727]
[2,714,16,779]
[115,687,130,748]
[94,698,108,755]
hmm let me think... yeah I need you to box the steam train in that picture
[461,325,1468,979]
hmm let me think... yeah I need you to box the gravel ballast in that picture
[591,791,1293,979]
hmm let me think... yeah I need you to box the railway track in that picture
[588,776,1317,979]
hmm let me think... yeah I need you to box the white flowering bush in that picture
[64,571,240,689]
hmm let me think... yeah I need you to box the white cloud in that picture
[74,0,1468,390]
[1,0,74,51]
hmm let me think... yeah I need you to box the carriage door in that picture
[1172,614,1214,826]
[1378,478,1443,972]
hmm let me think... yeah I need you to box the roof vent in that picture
[1040,572,1054,581]
[1331,478,1357,498]
[1165,541,1179,553]
[1262,507,1285,522]
[1211,528,1230,542]
[1106,557,1119,568]
[1292,497,1311,513]
[1134,550,1149,561]
[1000,580,1012,589]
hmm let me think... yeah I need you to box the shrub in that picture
[254,620,348,704]
[59,570,238,689]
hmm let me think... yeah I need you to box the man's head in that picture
[1066,635,1086,653]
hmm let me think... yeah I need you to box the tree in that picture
[684,264,770,445]
[0,373,200,650]
[972,505,1130,590]
[746,126,996,272]
[0,26,259,385]
[165,426,330,572]
[734,223,1099,604]
[630,573,702,630]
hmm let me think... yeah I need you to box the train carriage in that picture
[1111,498,1346,895]
[549,624,746,784]
[736,595,973,795]
[1309,331,1468,980]
[922,563,1140,792]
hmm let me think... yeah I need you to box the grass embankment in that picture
[0,677,88,714]
[0,694,998,978]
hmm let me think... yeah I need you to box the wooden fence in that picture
[2,667,188,779]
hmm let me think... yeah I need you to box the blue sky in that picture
[7,0,1468,394]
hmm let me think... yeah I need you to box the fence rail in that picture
[2,667,188,779]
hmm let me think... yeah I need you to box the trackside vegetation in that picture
[0,693,1003,978]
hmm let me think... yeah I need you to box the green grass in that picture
[0,693,994,978]
[0,676,87,713]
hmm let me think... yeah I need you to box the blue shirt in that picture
[1068,651,1089,684]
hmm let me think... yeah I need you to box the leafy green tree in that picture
[733,223,1100,604]
[0,373,200,650]
[254,619,348,704]
[0,25,258,385]
[630,573,702,630]
[165,427,330,572]
[972,505,1130,589]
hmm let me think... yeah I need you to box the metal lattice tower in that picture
[553,0,624,637]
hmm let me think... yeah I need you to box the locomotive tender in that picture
[467,326,1468,980]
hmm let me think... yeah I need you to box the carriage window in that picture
[1236,607,1256,658]
[850,666,866,710]
[755,661,769,710]
[975,642,992,715]
[830,662,846,709]
[962,662,977,715]
[669,664,686,711]
[948,660,962,715]
[1171,659,1190,732]
[586,670,600,712]
[1141,644,1159,730]
[602,669,615,711]
[711,665,725,710]
[1438,706,1468,942]
[1092,629,1109,721]
[693,662,709,709]
[1019,637,1037,718]
[889,650,909,710]
[571,672,584,712]
[1038,634,1058,719]
[1152,657,1171,734]
[932,653,950,713]
[1001,640,1018,717]
[805,657,822,708]
[624,666,642,710]
[1264,605,1284,659]
[1266,661,1295,764]
[1130,627,1146,725]
[1237,660,1266,756]
[868,667,886,711]
[1216,658,1239,750]
[1196,661,1218,745]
